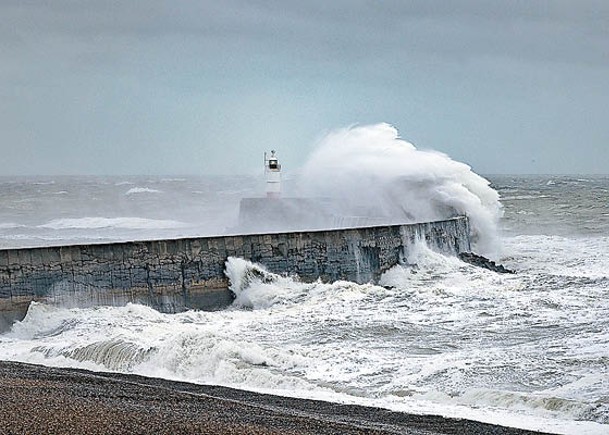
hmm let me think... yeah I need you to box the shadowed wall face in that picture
[0,217,470,329]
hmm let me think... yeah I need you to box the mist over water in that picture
[298,124,502,255]
[0,175,257,248]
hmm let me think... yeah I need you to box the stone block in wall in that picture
[0,272,10,298]
[129,243,150,261]
[272,243,288,258]
[11,252,27,270]
[29,249,44,268]
[0,250,8,268]
[232,236,244,250]
[194,238,209,257]
[224,237,235,254]
[59,246,74,263]
[212,237,227,253]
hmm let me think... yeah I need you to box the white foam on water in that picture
[38,217,187,230]
[501,234,609,279]
[0,223,25,230]
[501,195,552,201]
[225,257,315,309]
[125,187,161,195]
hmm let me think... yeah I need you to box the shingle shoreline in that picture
[0,361,548,435]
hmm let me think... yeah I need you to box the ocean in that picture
[0,174,608,435]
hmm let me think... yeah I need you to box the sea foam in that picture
[38,217,186,230]
[125,187,161,195]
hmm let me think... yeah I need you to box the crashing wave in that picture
[298,123,502,255]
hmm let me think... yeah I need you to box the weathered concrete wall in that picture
[0,217,470,329]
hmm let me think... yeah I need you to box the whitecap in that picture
[125,187,161,195]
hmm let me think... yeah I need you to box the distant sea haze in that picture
[0,175,254,248]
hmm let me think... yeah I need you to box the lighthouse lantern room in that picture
[264,150,282,198]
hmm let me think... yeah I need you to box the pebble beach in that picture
[0,361,548,435]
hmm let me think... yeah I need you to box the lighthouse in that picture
[264,150,281,199]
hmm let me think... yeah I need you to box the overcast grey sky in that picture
[1,0,608,175]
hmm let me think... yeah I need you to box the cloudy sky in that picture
[1,0,608,175]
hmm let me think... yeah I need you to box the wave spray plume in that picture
[298,123,502,255]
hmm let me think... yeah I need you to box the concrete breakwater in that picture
[0,216,470,330]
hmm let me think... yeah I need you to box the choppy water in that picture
[0,175,258,248]
[0,175,608,434]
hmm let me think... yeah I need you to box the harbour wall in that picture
[0,216,470,330]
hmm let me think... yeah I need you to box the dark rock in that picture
[459,252,515,274]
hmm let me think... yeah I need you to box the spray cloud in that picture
[296,123,502,255]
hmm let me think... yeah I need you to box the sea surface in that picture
[0,174,608,434]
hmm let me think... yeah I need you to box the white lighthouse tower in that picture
[264,150,281,199]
